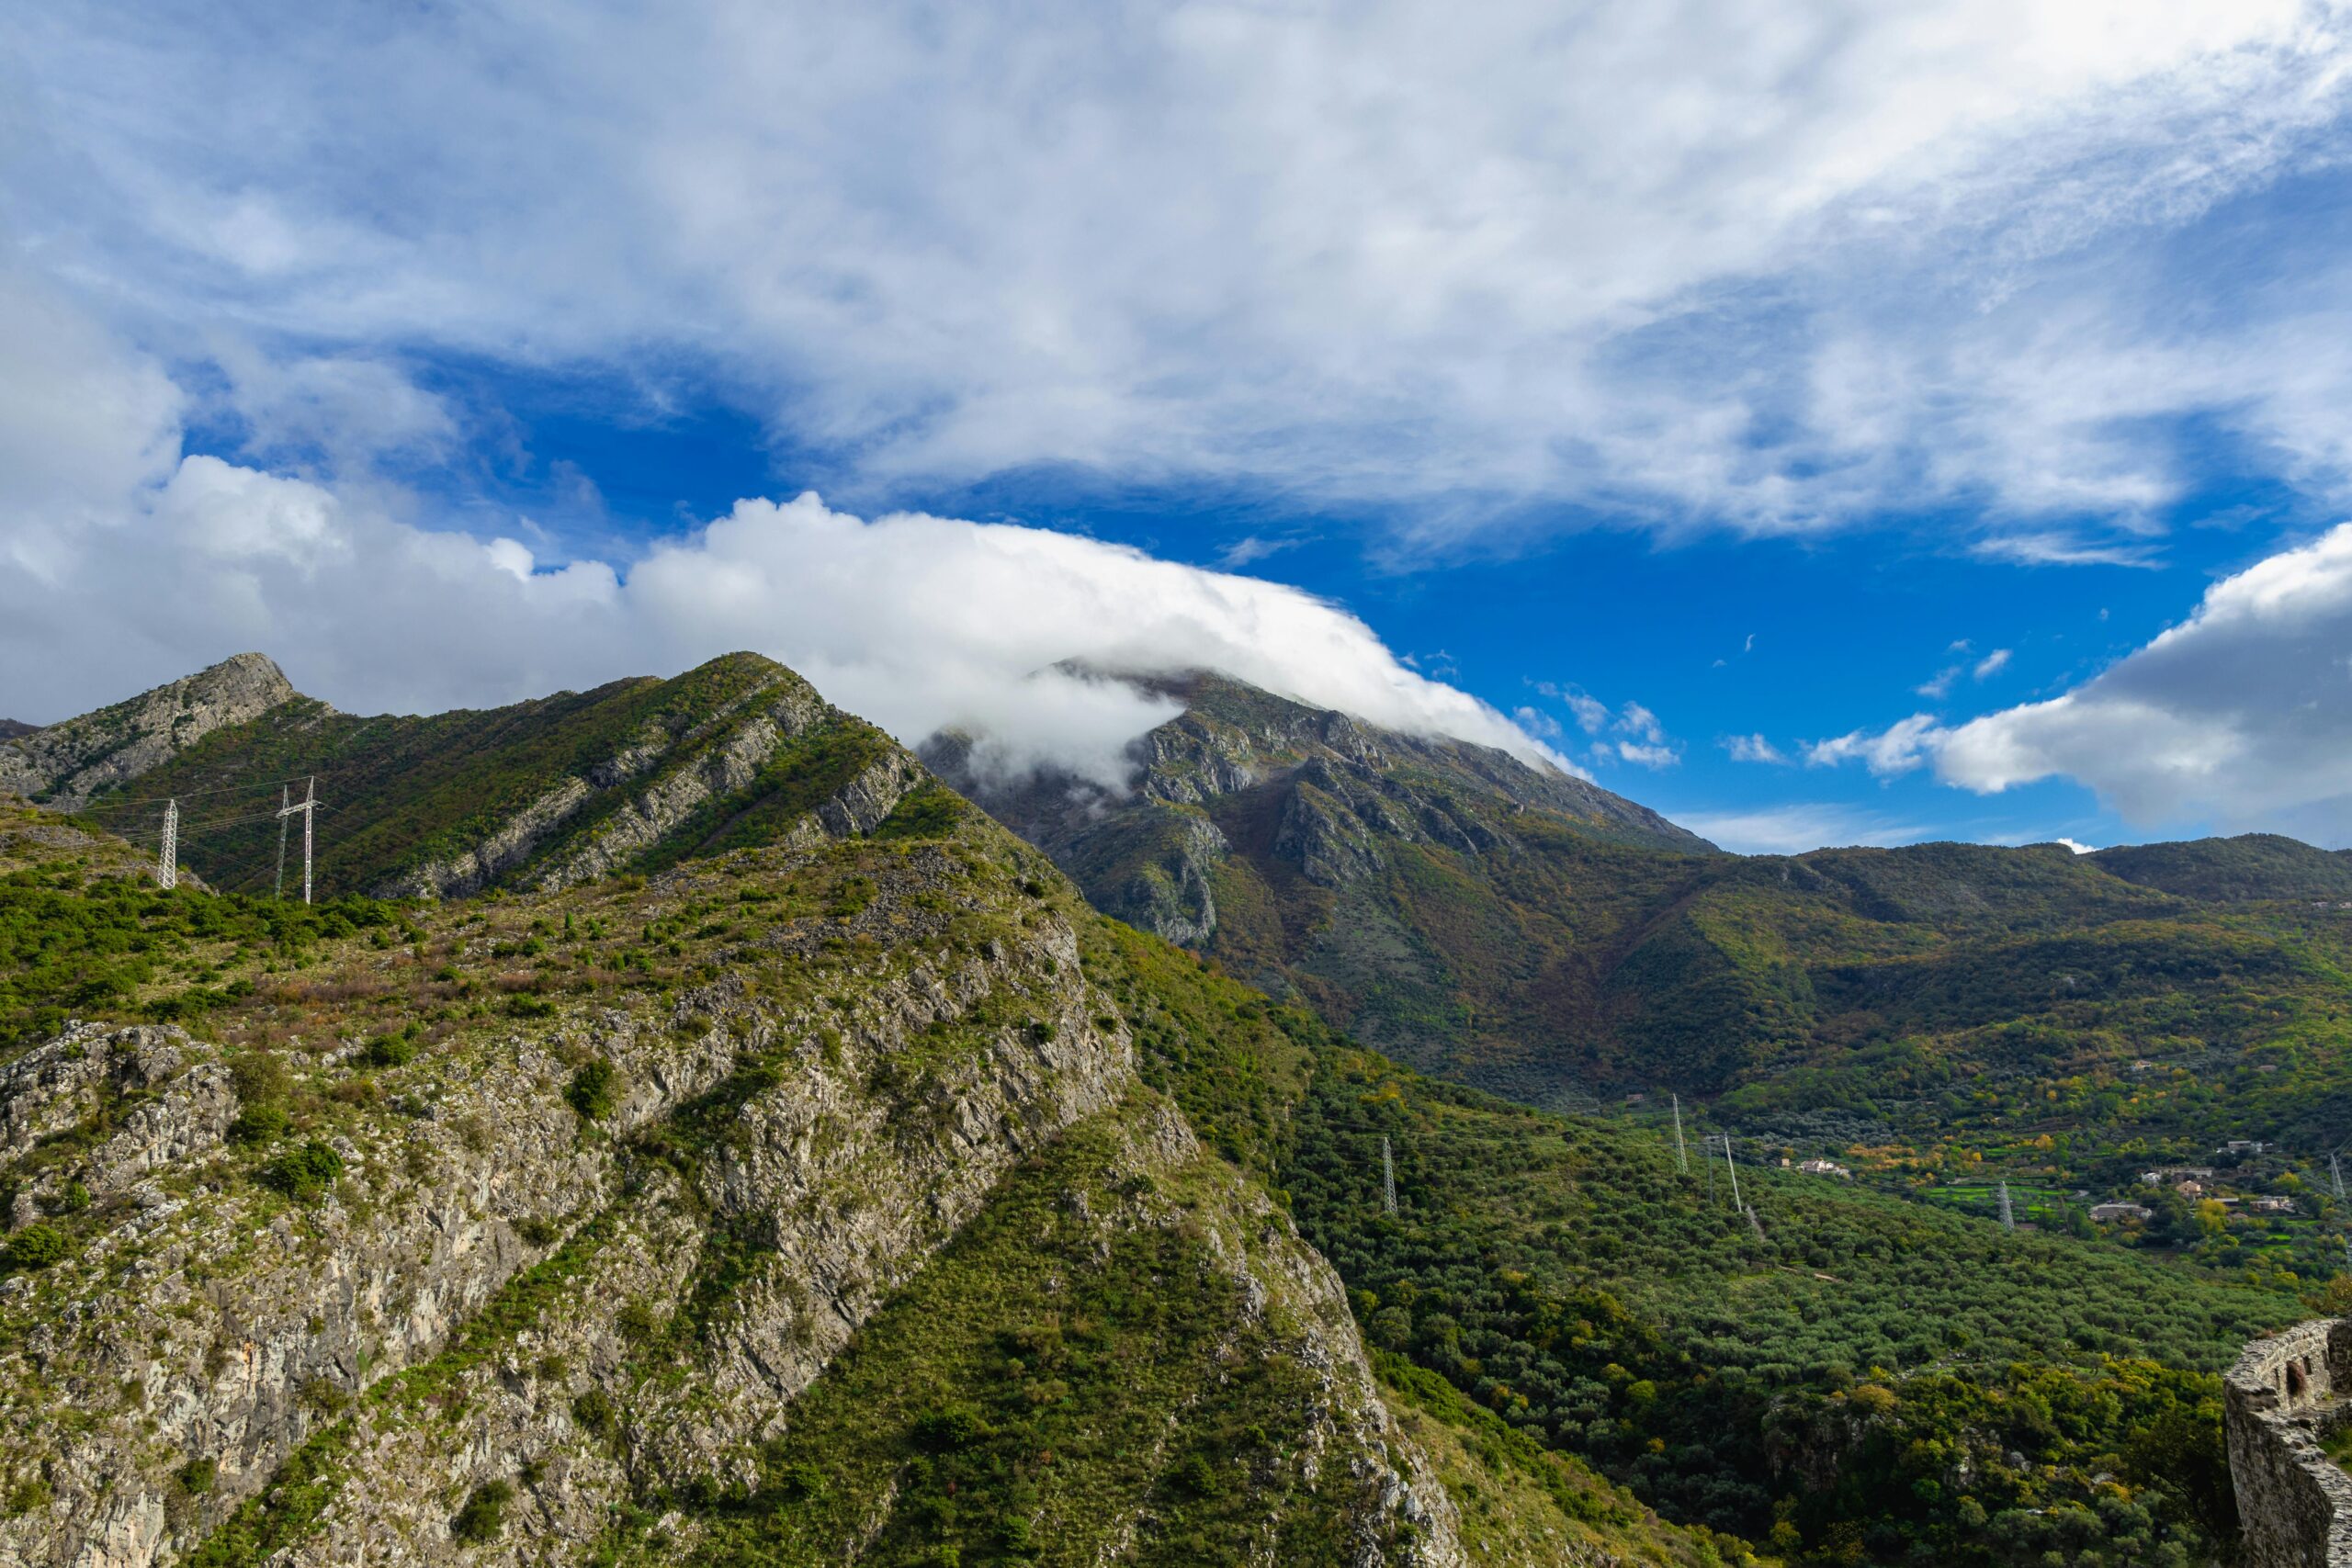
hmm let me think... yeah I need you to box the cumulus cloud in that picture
[4,476,1573,786]
[1616,740,1679,770]
[1937,523,2352,841]
[1723,733,1789,764]
[1805,714,1950,776]
[7,2,2352,551]
[0,287,1566,787]
[2055,837,2098,854]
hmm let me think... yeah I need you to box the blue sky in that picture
[6,2,2352,851]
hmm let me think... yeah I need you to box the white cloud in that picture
[1616,702,1667,744]
[1616,741,1679,769]
[0,284,1568,787]
[2055,837,2098,854]
[1512,705,1566,742]
[6,3,2352,550]
[1669,803,1928,855]
[1806,713,1951,776]
[1973,648,2013,679]
[1937,522,2352,842]
[1723,733,1789,764]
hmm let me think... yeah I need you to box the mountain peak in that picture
[0,652,300,811]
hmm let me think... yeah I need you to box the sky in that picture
[4,2,2352,852]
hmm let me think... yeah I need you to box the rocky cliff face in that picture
[0,792,1463,1566]
[0,655,297,812]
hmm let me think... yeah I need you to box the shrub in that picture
[228,1051,290,1107]
[0,1223,70,1273]
[566,1059,616,1122]
[258,1142,345,1202]
[1172,1454,1221,1496]
[912,1404,990,1452]
[571,1387,616,1439]
[364,1033,417,1067]
[450,1479,511,1544]
[226,1103,288,1145]
[175,1457,217,1495]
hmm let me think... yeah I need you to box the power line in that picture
[77,773,335,811]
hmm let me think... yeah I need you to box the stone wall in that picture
[2226,1318,2352,1566]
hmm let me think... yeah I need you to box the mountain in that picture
[5,652,928,902]
[930,668,1716,1090]
[2091,833,2352,902]
[942,671,2352,1171]
[0,688,1736,1567]
[0,724,33,743]
[0,788,2289,1567]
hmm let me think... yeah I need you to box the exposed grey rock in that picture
[531,683,833,891]
[0,655,298,811]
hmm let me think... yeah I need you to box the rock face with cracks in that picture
[0,655,298,813]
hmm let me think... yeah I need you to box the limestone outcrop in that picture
[0,654,298,811]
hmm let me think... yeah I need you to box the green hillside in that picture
[949,678,2352,1199]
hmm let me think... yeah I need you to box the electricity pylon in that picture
[277,777,317,904]
[157,799,177,890]
[1381,1135,1397,1215]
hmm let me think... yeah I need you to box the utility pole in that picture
[277,777,316,904]
[1671,1094,1689,1175]
[1381,1135,1397,1215]
[275,784,290,899]
[157,799,178,890]
[1999,1180,2015,1232]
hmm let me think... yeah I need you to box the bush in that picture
[227,1103,289,1145]
[364,1032,418,1068]
[257,1142,345,1202]
[0,1223,70,1273]
[571,1387,616,1439]
[175,1457,217,1495]
[450,1479,511,1544]
[566,1059,616,1122]
[912,1404,990,1452]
